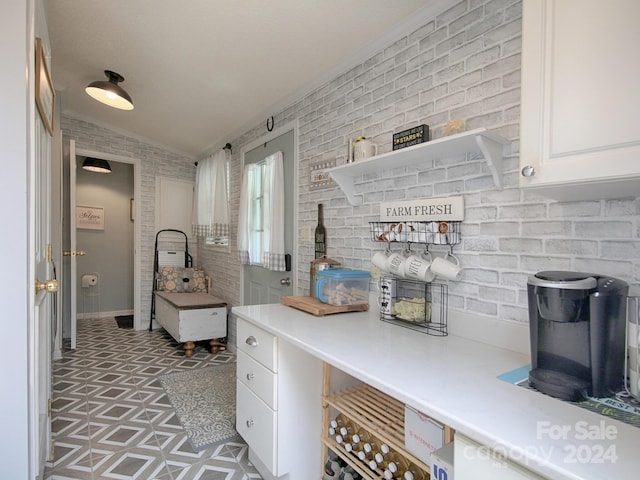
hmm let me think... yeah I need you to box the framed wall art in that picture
[76,206,105,230]
[35,37,56,136]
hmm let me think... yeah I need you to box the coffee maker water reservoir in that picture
[527,271,628,401]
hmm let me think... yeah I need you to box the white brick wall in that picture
[218,0,640,325]
[62,117,197,325]
[64,0,640,332]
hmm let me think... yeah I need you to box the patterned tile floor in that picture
[44,317,262,480]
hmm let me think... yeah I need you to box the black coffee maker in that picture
[527,271,628,401]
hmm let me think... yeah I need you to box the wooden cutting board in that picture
[280,296,369,316]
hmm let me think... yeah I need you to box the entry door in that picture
[32,69,55,475]
[242,127,296,305]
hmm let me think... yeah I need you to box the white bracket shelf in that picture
[327,128,509,204]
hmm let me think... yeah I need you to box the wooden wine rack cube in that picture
[322,370,454,479]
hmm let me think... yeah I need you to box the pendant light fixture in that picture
[82,157,112,174]
[85,70,134,110]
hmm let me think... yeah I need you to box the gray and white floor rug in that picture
[159,363,240,451]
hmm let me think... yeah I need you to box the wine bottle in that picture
[330,413,348,431]
[374,443,391,465]
[315,203,326,259]
[351,427,370,446]
[403,463,427,480]
[323,450,346,480]
[339,419,357,438]
[383,453,410,480]
[339,465,362,480]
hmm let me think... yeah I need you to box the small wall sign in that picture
[393,124,429,150]
[380,196,464,221]
[310,160,335,190]
[76,206,105,230]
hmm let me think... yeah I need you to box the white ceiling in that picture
[46,0,440,157]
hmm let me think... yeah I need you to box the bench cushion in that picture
[158,267,208,293]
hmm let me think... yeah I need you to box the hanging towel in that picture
[237,151,285,271]
[192,148,229,237]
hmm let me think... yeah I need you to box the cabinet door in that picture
[236,380,278,474]
[520,0,640,195]
[454,434,545,480]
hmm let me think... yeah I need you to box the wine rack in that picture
[322,370,454,479]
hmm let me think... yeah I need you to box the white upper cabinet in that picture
[520,0,640,200]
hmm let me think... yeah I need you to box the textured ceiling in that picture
[47,0,440,156]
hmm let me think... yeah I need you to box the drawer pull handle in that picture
[246,372,255,380]
[245,336,258,347]
[521,165,536,177]
[246,419,254,428]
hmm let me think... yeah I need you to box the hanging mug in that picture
[430,252,463,281]
[353,136,378,161]
[403,251,436,282]
[371,249,392,272]
[386,249,409,277]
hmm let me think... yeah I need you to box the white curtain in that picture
[192,148,229,237]
[237,163,256,265]
[237,151,286,271]
[262,152,285,270]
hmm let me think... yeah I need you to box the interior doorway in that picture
[62,146,141,347]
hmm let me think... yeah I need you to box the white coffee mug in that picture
[372,250,391,272]
[353,137,378,161]
[386,251,408,277]
[430,253,462,281]
[403,252,435,282]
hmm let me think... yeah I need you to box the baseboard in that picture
[77,309,134,320]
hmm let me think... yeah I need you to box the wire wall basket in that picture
[378,276,448,336]
[370,221,461,246]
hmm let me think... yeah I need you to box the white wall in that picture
[0,0,31,476]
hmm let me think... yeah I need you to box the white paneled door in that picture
[31,47,56,477]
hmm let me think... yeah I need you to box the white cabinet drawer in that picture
[237,318,277,372]
[237,350,277,410]
[236,379,278,475]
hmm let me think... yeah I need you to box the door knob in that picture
[63,250,86,256]
[245,336,257,347]
[280,277,291,286]
[35,279,58,293]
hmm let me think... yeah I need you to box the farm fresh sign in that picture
[380,196,464,221]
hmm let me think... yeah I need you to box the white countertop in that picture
[232,303,640,480]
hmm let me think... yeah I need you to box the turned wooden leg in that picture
[210,338,227,354]
[183,341,196,357]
